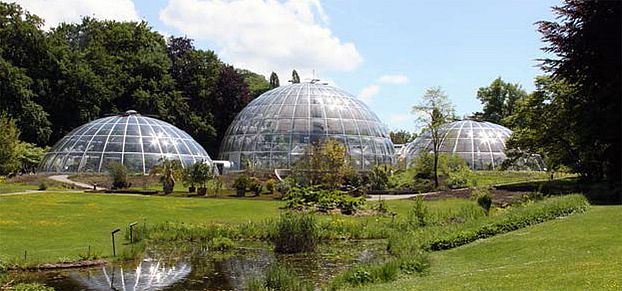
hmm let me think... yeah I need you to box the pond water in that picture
[8,240,387,290]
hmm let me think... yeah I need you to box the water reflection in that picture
[69,259,191,291]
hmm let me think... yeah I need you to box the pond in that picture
[8,240,387,290]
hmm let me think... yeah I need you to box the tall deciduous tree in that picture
[269,72,280,88]
[533,0,620,182]
[0,114,21,175]
[413,87,455,188]
[473,77,527,127]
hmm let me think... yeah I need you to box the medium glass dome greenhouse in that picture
[219,82,395,171]
[399,120,545,171]
[39,110,212,174]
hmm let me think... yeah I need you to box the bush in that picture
[369,165,391,191]
[272,213,318,253]
[447,167,473,189]
[406,197,429,228]
[38,181,47,191]
[233,174,249,196]
[283,186,366,213]
[275,177,295,197]
[108,161,129,189]
[472,187,493,214]
[265,178,276,194]
[248,177,263,196]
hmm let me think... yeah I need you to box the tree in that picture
[533,0,620,182]
[291,139,353,190]
[269,71,280,88]
[291,69,300,83]
[389,130,416,144]
[237,68,271,98]
[472,77,527,127]
[0,114,21,175]
[412,87,455,188]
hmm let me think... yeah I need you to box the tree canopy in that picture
[472,77,527,127]
[0,2,269,158]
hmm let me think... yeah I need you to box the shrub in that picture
[108,161,129,189]
[275,177,295,197]
[406,197,429,228]
[38,181,47,191]
[369,165,391,191]
[447,167,473,189]
[272,213,318,253]
[233,174,249,196]
[248,177,263,196]
[284,186,366,213]
[265,178,276,194]
[472,187,493,214]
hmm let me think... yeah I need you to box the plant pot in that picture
[198,187,207,195]
[188,186,196,193]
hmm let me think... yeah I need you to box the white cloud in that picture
[159,0,362,78]
[358,84,379,104]
[378,74,409,85]
[10,0,140,29]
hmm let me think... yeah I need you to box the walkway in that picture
[367,192,435,201]
[48,175,106,190]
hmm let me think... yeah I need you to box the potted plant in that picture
[233,174,249,197]
[150,158,182,194]
[196,162,212,196]
[182,166,196,193]
[248,177,262,196]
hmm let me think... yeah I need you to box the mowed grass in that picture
[355,205,622,291]
[0,192,283,264]
[0,191,476,265]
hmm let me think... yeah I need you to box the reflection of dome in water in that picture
[39,110,212,174]
[70,259,191,291]
[400,120,545,171]
[219,82,395,171]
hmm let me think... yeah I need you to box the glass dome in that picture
[219,82,395,170]
[39,110,212,174]
[399,120,545,171]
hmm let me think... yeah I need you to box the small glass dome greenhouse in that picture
[219,82,395,170]
[399,120,545,171]
[39,110,212,174]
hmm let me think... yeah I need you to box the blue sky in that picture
[15,0,560,131]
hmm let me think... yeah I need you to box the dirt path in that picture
[48,175,106,190]
[367,192,436,201]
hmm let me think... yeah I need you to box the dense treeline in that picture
[473,0,620,188]
[0,3,270,156]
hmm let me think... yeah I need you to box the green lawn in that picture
[0,192,284,264]
[0,192,475,265]
[356,205,622,290]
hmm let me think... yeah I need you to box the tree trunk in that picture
[433,151,439,188]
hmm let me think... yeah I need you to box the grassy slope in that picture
[0,192,283,263]
[357,205,622,291]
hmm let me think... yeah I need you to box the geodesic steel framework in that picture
[400,120,545,171]
[39,110,212,174]
[219,82,395,170]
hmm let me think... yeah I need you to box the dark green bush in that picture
[272,213,318,253]
[108,161,129,189]
[248,177,262,196]
[284,186,366,213]
[472,187,493,214]
[369,165,391,191]
[233,174,250,196]
[38,181,47,191]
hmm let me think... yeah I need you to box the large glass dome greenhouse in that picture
[39,110,212,174]
[399,120,545,171]
[219,82,395,171]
